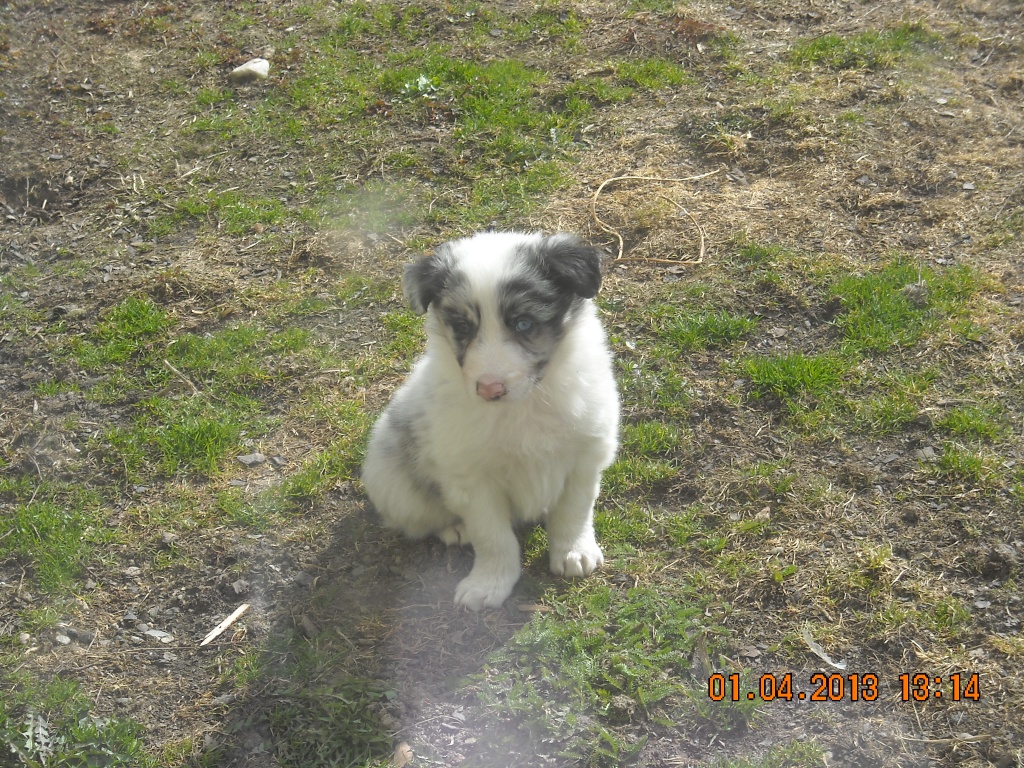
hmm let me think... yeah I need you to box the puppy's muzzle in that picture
[476,377,507,401]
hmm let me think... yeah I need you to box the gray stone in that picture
[237,452,266,467]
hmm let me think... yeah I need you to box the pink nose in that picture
[476,379,507,401]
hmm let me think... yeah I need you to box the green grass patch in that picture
[72,296,171,370]
[83,320,314,479]
[379,310,425,360]
[503,7,585,48]
[933,442,1000,486]
[735,241,793,266]
[154,189,291,236]
[602,420,688,499]
[0,493,108,592]
[616,58,692,89]
[167,323,311,390]
[829,258,982,352]
[280,402,372,508]
[789,22,943,70]
[147,396,256,476]
[100,393,267,479]
[852,388,919,434]
[262,681,394,767]
[849,368,936,434]
[466,582,747,761]
[335,273,397,308]
[655,309,757,351]
[595,502,655,555]
[215,636,394,767]
[664,505,705,547]
[936,403,1006,440]
[1,690,154,768]
[742,352,849,402]
[560,77,634,112]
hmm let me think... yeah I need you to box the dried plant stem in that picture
[590,170,721,263]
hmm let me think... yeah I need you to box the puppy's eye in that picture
[514,317,534,334]
[449,317,474,338]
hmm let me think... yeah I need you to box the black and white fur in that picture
[361,231,620,610]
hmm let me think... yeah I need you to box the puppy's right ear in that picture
[402,247,452,315]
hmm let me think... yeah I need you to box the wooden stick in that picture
[200,603,251,647]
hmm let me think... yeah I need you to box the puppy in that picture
[361,231,619,610]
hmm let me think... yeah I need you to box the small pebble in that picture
[228,58,270,84]
[145,628,174,643]
[237,452,266,467]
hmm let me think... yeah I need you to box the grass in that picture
[789,22,944,70]
[936,403,1006,440]
[1,701,154,768]
[0,483,110,592]
[72,296,171,370]
[466,581,751,763]
[656,309,757,351]
[602,420,688,499]
[829,258,981,352]
[261,681,394,767]
[3,1,1020,767]
[742,352,849,403]
[279,401,372,508]
[81,316,318,480]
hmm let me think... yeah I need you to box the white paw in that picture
[454,563,520,610]
[438,523,468,546]
[550,539,604,578]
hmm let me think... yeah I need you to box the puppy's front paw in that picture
[454,564,520,610]
[550,539,604,578]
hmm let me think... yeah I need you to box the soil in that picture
[0,0,1022,767]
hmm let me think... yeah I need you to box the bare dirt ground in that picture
[1,0,1022,766]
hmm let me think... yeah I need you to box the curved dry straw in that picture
[590,170,721,265]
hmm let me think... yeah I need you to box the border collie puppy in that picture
[361,231,620,610]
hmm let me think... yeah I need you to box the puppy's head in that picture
[404,232,602,403]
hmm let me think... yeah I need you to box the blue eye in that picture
[515,318,533,333]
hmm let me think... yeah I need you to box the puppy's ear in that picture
[403,247,453,315]
[536,234,603,299]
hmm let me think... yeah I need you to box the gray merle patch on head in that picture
[495,273,575,379]
[531,234,603,300]
[404,245,462,315]
[498,275,567,331]
[439,296,480,366]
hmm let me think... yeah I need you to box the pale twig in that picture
[200,603,251,647]
[611,193,706,266]
[162,359,201,396]
[590,169,721,261]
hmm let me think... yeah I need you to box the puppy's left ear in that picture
[537,234,603,299]
[403,246,453,315]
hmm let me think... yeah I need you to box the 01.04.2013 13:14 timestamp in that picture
[707,672,981,703]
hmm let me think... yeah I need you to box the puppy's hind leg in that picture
[361,414,456,540]
[437,522,469,547]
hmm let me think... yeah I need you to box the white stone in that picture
[228,58,270,84]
